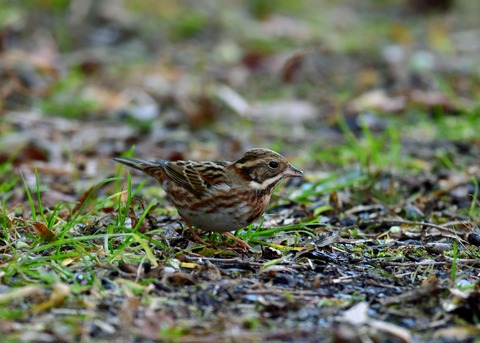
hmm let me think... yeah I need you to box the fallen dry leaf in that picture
[350,89,407,113]
[31,222,56,242]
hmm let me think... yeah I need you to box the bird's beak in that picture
[285,164,303,177]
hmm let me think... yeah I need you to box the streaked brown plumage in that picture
[113,148,303,249]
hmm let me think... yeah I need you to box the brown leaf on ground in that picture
[162,271,197,286]
[31,221,56,242]
[0,142,48,165]
[70,185,96,218]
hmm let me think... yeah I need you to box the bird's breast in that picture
[174,190,271,232]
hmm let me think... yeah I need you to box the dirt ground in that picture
[1,1,480,342]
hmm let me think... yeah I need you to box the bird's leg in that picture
[180,217,209,246]
[181,216,250,250]
[222,232,251,250]
[189,228,209,246]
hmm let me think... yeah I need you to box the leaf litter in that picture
[1,1,480,342]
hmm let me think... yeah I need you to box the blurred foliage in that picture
[39,70,100,118]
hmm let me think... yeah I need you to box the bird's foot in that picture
[222,232,251,251]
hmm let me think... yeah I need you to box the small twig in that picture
[377,258,479,267]
[244,288,320,297]
[376,219,472,235]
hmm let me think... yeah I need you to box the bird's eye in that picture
[268,161,279,169]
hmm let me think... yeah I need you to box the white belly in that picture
[177,202,254,232]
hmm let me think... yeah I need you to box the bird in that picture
[113,148,303,250]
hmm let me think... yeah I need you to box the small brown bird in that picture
[113,148,303,249]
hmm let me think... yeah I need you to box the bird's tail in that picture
[112,157,152,170]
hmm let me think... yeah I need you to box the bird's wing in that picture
[160,160,232,197]
[157,161,191,189]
